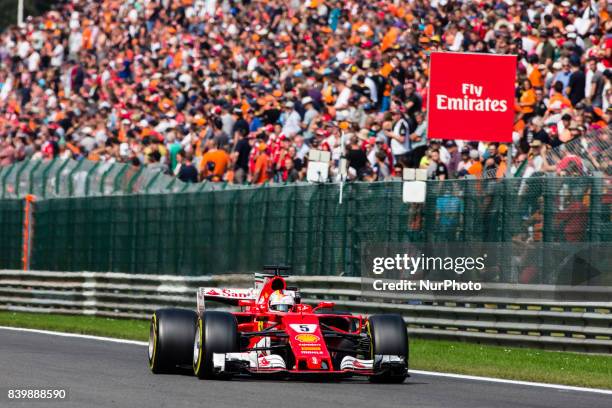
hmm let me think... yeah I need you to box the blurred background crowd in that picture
[0,0,610,184]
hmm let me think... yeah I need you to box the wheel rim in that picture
[148,321,155,361]
[193,324,201,367]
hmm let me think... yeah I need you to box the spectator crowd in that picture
[0,0,610,184]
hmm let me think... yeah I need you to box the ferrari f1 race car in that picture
[148,266,408,382]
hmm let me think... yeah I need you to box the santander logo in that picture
[353,360,365,368]
[436,83,508,113]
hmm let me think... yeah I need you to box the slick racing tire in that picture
[193,311,239,379]
[367,314,409,383]
[148,308,198,373]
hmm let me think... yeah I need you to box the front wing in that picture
[211,352,405,377]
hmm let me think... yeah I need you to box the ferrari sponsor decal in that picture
[299,350,324,355]
[340,356,374,371]
[289,324,317,333]
[300,346,321,351]
[203,288,251,298]
[255,354,287,369]
[295,334,320,343]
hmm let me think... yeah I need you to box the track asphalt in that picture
[0,328,610,408]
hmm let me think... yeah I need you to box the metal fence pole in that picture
[14,158,31,197]
[0,164,16,198]
[27,159,43,196]
[54,159,71,196]
[67,159,85,196]
[21,195,36,271]
[144,170,162,194]
[165,176,177,192]
[40,158,57,199]
[84,161,101,196]
[126,166,145,193]
[112,165,129,194]
[99,163,115,195]
[590,173,603,242]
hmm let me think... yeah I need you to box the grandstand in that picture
[0,0,609,184]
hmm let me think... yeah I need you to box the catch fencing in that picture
[0,158,211,199]
[0,270,610,353]
[0,176,609,276]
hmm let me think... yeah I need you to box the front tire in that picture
[148,308,197,373]
[193,311,239,379]
[367,314,409,383]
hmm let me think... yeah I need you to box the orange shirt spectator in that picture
[467,160,483,178]
[380,63,393,78]
[495,159,507,178]
[548,81,572,111]
[513,117,526,133]
[528,65,543,88]
[200,148,229,178]
[548,92,572,109]
[253,149,270,184]
[519,80,536,114]
[381,27,400,52]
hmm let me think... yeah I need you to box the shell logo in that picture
[295,334,320,343]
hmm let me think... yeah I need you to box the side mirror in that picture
[239,300,255,307]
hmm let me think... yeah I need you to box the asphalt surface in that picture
[0,328,610,408]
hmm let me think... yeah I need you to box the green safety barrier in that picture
[0,176,602,276]
[0,199,23,270]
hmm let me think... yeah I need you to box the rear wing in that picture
[197,266,294,314]
[196,287,255,314]
[261,265,290,277]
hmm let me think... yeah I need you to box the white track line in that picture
[410,370,612,395]
[0,325,147,346]
[1,326,610,395]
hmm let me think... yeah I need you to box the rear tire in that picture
[367,314,408,383]
[193,311,239,379]
[148,308,197,373]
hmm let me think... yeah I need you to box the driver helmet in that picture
[269,290,295,312]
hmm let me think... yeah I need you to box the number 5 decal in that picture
[290,324,317,333]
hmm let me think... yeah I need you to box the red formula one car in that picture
[148,266,408,382]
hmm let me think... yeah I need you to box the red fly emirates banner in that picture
[427,52,517,142]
